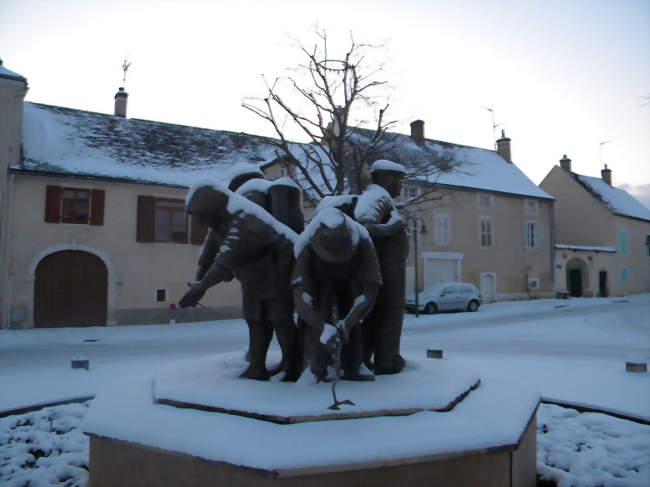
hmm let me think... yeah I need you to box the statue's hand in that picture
[179,284,207,308]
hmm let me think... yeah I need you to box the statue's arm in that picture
[339,281,379,341]
[293,286,325,331]
[364,210,406,239]
[196,229,220,281]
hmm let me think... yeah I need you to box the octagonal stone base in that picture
[84,352,539,487]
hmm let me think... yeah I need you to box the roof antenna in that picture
[482,106,501,149]
[599,140,612,168]
[121,58,132,87]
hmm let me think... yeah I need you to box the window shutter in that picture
[137,195,156,242]
[90,189,105,226]
[537,224,544,250]
[44,186,62,223]
[190,215,209,245]
[523,222,529,248]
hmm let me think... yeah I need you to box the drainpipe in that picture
[549,200,556,297]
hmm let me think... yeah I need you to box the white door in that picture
[425,259,457,288]
[480,273,496,303]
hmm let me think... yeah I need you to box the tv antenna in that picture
[599,140,612,167]
[482,106,501,149]
[121,58,132,86]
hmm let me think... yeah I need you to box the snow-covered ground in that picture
[0,294,649,486]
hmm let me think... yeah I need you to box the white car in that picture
[404,282,482,314]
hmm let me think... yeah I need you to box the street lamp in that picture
[405,214,427,317]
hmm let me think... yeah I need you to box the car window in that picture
[461,284,473,293]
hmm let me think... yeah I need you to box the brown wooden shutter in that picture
[137,195,156,242]
[44,185,62,223]
[190,215,209,245]
[90,189,105,226]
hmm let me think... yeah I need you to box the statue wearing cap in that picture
[292,208,381,381]
[179,184,301,382]
[354,160,409,375]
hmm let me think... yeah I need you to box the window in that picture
[524,199,538,215]
[645,234,650,257]
[524,221,544,249]
[619,228,628,255]
[528,278,540,290]
[156,289,167,302]
[402,185,418,199]
[61,188,90,223]
[479,216,493,248]
[477,193,494,208]
[137,195,206,244]
[620,267,629,283]
[433,214,450,245]
[44,185,105,225]
[155,199,187,243]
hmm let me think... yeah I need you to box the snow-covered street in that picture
[1,295,649,486]
[2,294,648,418]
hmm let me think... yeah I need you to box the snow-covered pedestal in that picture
[84,352,539,487]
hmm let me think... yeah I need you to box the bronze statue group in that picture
[179,160,409,385]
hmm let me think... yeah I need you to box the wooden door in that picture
[34,250,108,327]
[569,269,583,297]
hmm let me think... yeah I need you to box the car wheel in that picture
[424,302,437,314]
[467,300,479,312]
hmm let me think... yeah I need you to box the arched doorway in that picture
[565,257,588,297]
[34,250,108,327]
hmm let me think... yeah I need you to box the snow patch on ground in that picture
[537,403,650,487]
[0,402,90,487]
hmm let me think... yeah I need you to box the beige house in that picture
[352,122,556,302]
[540,157,650,297]
[0,65,285,329]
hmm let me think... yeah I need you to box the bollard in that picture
[71,358,89,371]
[626,359,647,373]
[426,349,443,359]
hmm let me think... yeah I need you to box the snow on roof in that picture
[0,65,26,81]
[16,102,281,187]
[349,129,553,200]
[555,244,616,252]
[575,174,650,222]
[15,101,550,200]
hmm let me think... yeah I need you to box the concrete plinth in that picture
[84,353,539,487]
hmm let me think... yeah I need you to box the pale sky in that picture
[2,0,648,205]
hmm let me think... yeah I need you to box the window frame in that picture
[524,198,539,215]
[479,216,494,248]
[477,192,494,209]
[433,213,450,246]
[154,198,188,243]
[620,266,629,284]
[61,187,91,224]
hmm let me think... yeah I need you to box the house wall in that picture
[540,166,614,247]
[411,187,554,301]
[611,214,650,295]
[0,74,28,329]
[6,174,243,329]
[541,165,650,296]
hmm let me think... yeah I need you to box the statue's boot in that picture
[373,355,406,375]
[240,364,271,381]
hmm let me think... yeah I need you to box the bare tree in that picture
[243,28,459,206]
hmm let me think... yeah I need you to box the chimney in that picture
[410,120,425,146]
[114,87,128,118]
[496,130,512,163]
[559,154,572,172]
[601,164,612,186]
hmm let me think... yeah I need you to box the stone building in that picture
[540,156,650,297]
